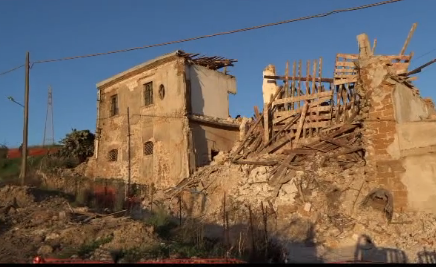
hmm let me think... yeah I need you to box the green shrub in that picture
[145,204,177,239]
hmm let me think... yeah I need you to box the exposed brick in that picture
[376,163,390,173]
[374,149,389,155]
[368,111,383,119]
[377,171,395,179]
[381,109,395,118]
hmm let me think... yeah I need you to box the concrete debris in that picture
[163,25,436,263]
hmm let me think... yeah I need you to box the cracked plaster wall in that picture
[88,58,190,189]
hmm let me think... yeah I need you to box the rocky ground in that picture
[0,184,243,263]
[0,185,163,263]
[2,147,436,263]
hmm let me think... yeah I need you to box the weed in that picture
[74,189,90,206]
[144,204,178,239]
[77,235,114,258]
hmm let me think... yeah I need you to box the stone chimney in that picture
[262,64,279,105]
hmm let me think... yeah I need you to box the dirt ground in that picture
[0,185,160,263]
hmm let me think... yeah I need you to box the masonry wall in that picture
[89,57,190,189]
[189,121,239,167]
[396,121,436,212]
[188,65,237,119]
[361,55,436,211]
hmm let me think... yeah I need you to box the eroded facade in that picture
[86,51,240,189]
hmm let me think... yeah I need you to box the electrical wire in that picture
[0,64,24,77]
[0,0,404,77]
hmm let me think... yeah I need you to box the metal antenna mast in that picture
[42,85,55,147]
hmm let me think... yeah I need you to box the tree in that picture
[0,144,8,159]
[58,129,95,163]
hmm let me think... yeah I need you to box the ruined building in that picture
[225,24,436,214]
[86,51,241,188]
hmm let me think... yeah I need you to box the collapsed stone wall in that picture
[162,147,436,263]
[158,30,436,262]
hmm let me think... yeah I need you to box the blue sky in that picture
[0,0,435,147]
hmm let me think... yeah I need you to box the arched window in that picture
[108,149,118,162]
[144,141,154,156]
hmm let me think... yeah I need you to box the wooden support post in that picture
[318,57,323,92]
[127,107,131,198]
[304,60,310,139]
[294,104,308,148]
[400,23,417,56]
[372,39,377,54]
[306,60,310,95]
[19,52,30,186]
[264,102,270,143]
[357,33,373,59]
[316,58,322,134]
[291,61,296,110]
[284,61,290,111]
[298,60,302,108]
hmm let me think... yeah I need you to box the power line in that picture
[0,64,24,77]
[0,0,404,76]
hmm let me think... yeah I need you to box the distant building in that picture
[86,50,240,189]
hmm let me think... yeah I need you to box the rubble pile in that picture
[165,136,436,262]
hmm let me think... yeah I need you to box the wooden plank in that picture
[317,58,322,135]
[400,23,417,56]
[337,53,358,60]
[306,60,310,95]
[263,76,333,83]
[282,148,316,155]
[232,86,283,157]
[318,57,323,92]
[284,61,290,110]
[377,55,412,62]
[276,113,331,125]
[334,74,358,80]
[273,91,333,106]
[336,61,357,67]
[311,60,317,95]
[268,153,297,187]
[372,39,377,54]
[293,104,308,147]
[274,121,330,131]
[261,114,300,151]
[273,105,331,122]
[298,60,302,108]
[320,136,352,150]
[291,61,296,110]
[334,77,358,86]
[335,68,358,73]
[254,106,260,120]
[264,102,270,144]
[335,85,342,123]
[233,159,278,166]
[265,134,293,154]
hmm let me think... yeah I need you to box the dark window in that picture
[144,141,154,156]
[211,149,219,161]
[108,149,118,162]
[110,95,119,116]
[158,84,165,100]
[144,82,153,106]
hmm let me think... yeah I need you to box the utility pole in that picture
[43,85,55,147]
[19,52,30,185]
[126,107,131,198]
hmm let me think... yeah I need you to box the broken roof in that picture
[97,50,237,89]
